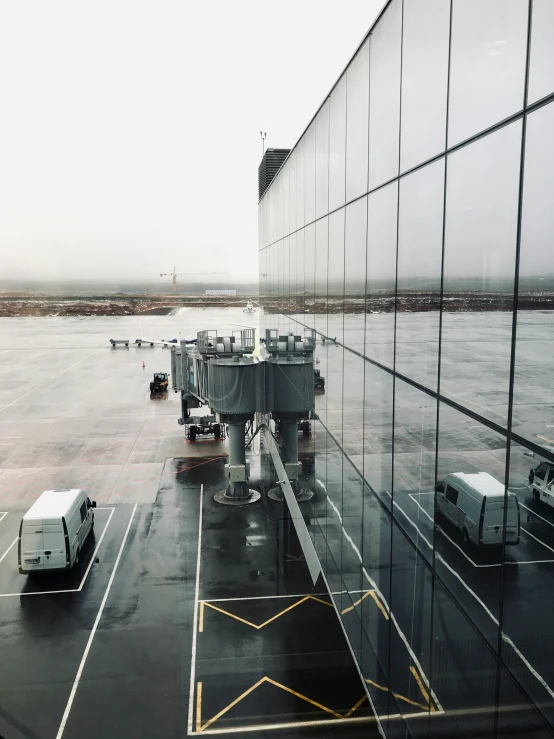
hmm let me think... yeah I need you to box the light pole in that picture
[260,131,266,156]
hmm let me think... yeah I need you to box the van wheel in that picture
[533,489,540,504]
[463,528,469,546]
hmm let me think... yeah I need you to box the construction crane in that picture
[160,268,229,293]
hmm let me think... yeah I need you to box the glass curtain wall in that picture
[258,1,554,737]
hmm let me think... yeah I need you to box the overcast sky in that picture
[0,0,383,286]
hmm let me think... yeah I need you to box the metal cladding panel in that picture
[270,360,314,414]
[207,360,258,414]
[170,349,178,390]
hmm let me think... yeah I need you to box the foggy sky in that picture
[0,0,383,286]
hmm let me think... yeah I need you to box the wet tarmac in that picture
[0,310,381,739]
[2,309,554,738]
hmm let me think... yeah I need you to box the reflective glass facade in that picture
[258,1,554,736]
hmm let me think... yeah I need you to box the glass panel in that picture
[400,0,449,172]
[448,0,528,146]
[396,158,444,390]
[326,210,344,443]
[436,402,506,627]
[329,74,346,213]
[296,138,305,230]
[282,160,290,240]
[282,236,290,320]
[366,181,398,370]
[430,576,498,738]
[328,207,345,345]
[513,102,554,449]
[528,0,554,104]
[344,196,367,359]
[441,121,522,427]
[304,223,315,331]
[304,122,316,226]
[314,216,328,338]
[393,378,437,548]
[368,0,402,190]
[346,38,369,203]
[315,100,330,221]
[294,228,304,318]
[502,441,554,730]
[362,362,394,512]
[289,150,297,234]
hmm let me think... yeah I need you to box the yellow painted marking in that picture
[196,676,369,731]
[537,434,554,446]
[196,681,203,732]
[199,601,205,633]
[199,677,267,732]
[368,590,390,620]
[365,676,433,713]
[285,553,305,562]
[264,677,343,718]
[202,595,333,631]
[344,694,367,717]
[409,665,435,712]
[341,590,375,615]
[365,678,389,692]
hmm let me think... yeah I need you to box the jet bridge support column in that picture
[213,415,260,505]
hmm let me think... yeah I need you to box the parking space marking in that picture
[389,495,554,703]
[199,595,333,633]
[0,507,115,598]
[326,495,443,715]
[520,502,554,530]
[408,494,554,568]
[0,537,17,566]
[195,675,369,733]
[0,512,7,525]
[55,503,137,739]
[188,484,204,736]
[521,526,554,555]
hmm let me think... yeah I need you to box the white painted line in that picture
[521,526,554,555]
[55,503,137,739]
[408,494,434,524]
[201,592,329,603]
[326,495,443,714]
[520,502,554,530]
[407,494,554,568]
[0,345,107,414]
[0,512,7,525]
[187,484,203,736]
[317,566,385,739]
[389,497,554,702]
[189,710,444,735]
[0,537,17,566]
[408,492,435,496]
[78,507,115,590]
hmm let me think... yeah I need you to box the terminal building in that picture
[258,0,554,736]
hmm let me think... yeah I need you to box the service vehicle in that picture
[186,415,223,441]
[436,472,520,546]
[529,461,554,506]
[109,338,129,347]
[314,368,325,392]
[150,372,169,394]
[18,489,96,574]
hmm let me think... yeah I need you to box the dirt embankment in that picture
[0,294,258,317]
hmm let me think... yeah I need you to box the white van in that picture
[436,472,520,547]
[18,489,96,574]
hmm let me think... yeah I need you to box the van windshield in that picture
[483,496,519,528]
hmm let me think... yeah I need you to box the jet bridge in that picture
[171,328,315,504]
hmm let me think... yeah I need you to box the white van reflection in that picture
[436,472,520,547]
